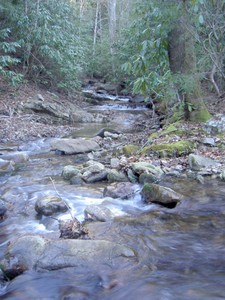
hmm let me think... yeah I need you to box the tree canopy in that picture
[0,0,224,121]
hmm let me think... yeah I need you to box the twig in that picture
[49,176,74,220]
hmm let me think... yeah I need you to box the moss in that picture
[148,132,158,140]
[123,144,139,157]
[190,107,212,122]
[141,140,194,157]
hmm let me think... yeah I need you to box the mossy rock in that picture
[123,144,139,157]
[141,140,194,158]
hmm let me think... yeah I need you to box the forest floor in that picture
[0,78,224,150]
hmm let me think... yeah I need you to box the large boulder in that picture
[51,138,100,154]
[35,195,68,216]
[188,154,220,171]
[0,235,135,277]
[141,183,183,208]
[103,182,139,199]
[18,97,94,123]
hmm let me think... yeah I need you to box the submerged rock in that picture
[84,204,114,222]
[0,152,29,164]
[0,235,135,277]
[35,195,68,216]
[103,182,139,199]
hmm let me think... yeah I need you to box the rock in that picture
[204,115,225,135]
[107,169,129,182]
[130,162,163,180]
[0,235,135,276]
[103,182,139,199]
[141,183,183,208]
[95,128,120,138]
[202,137,215,147]
[104,131,119,139]
[59,218,88,239]
[139,173,159,184]
[220,169,225,180]
[110,157,120,169]
[127,169,138,183]
[62,165,81,180]
[35,195,68,216]
[51,138,100,154]
[188,154,219,171]
[0,159,14,172]
[19,98,94,123]
[70,175,83,185]
[81,160,108,183]
[0,200,7,217]
[70,111,94,123]
[82,170,108,183]
[84,205,114,222]
[141,141,194,157]
[0,152,29,164]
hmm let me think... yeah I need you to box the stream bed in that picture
[0,99,225,299]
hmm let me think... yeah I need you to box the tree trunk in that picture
[168,7,211,122]
[108,0,117,74]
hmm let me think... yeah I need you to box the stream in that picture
[0,98,225,299]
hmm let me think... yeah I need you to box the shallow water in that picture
[1,141,225,299]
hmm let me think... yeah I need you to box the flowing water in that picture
[0,100,225,299]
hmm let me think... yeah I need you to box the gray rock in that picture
[141,183,183,207]
[51,138,100,154]
[139,173,159,184]
[188,154,219,171]
[35,195,68,216]
[62,165,81,180]
[103,182,139,199]
[220,169,225,180]
[204,115,225,135]
[70,175,83,185]
[82,170,108,183]
[1,235,135,275]
[202,137,215,146]
[127,168,138,183]
[110,157,120,169]
[84,205,114,222]
[131,162,163,178]
[81,160,107,183]
[107,169,128,182]
[0,152,29,164]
